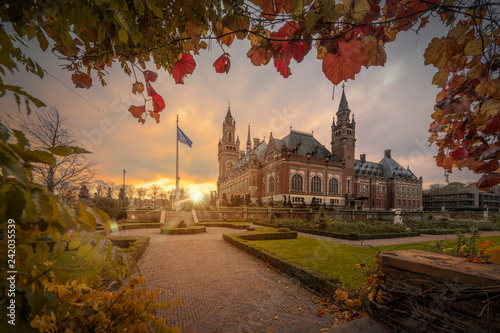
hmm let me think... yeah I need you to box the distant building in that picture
[217,87,423,210]
[423,183,500,211]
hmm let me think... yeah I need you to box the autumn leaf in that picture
[486,246,500,264]
[476,172,500,191]
[478,240,493,255]
[185,19,203,45]
[128,105,145,119]
[132,82,144,95]
[322,39,368,85]
[424,37,462,69]
[71,72,92,89]
[316,309,326,317]
[274,53,292,78]
[152,94,165,112]
[172,53,196,84]
[275,0,292,14]
[213,53,231,74]
[145,81,157,96]
[449,147,468,160]
[247,45,272,66]
[249,0,276,20]
[149,111,160,124]
[432,69,449,87]
[143,70,158,83]
[361,36,387,68]
[292,41,311,63]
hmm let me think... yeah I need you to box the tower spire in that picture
[246,124,251,154]
[225,101,233,120]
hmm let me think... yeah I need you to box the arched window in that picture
[268,176,275,193]
[228,132,232,142]
[291,174,303,192]
[328,178,339,194]
[311,176,322,193]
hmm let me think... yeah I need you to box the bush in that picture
[160,226,206,235]
[177,220,188,228]
[278,228,291,232]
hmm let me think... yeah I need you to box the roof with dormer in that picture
[276,130,339,160]
[355,155,418,179]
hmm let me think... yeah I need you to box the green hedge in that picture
[223,234,340,294]
[120,223,162,230]
[160,226,206,235]
[197,222,249,229]
[291,227,420,240]
[234,231,298,241]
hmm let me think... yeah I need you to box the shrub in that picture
[278,228,291,232]
[177,220,188,228]
[92,197,123,219]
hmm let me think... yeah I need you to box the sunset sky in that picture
[1,20,479,195]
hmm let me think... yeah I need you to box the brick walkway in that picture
[116,227,335,332]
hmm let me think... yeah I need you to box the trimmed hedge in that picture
[291,227,420,240]
[106,236,150,262]
[223,234,340,294]
[235,231,298,241]
[120,223,162,230]
[197,222,249,229]
[160,226,206,235]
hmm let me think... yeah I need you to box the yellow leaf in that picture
[486,246,500,264]
[432,69,449,87]
[132,82,144,95]
[424,37,462,68]
[464,39,484,56]
[345,299,354,307]
[476,77,500,99]
[352,0,370,22]
[469,63,488,79]
[361,36,387,68]
[69,238,80,250]
[479,99,500,117]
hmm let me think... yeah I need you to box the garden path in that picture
[115,227,383,333]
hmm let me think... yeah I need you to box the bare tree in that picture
[149,185,160,209]
[2,106,98,193]
[136,188,146,207]
[91,180,107,198]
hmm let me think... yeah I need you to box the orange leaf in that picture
[149,111,160,124]
[128,105,145,119]
[185,19,203,45]
[247,45,272,66]
[172,53,196,84]
[249,0,276,20]
[361,36,387,68]
[322,39,368,85]
[71,73,92,89]
[132,82,144,95]
[316,309,326,317]
[213,53,231,74]
[479,240,493,255]
[424,37,462,69]
[486,246,500,264]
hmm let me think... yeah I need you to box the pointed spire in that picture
[338,84,349,112]
[332,116,336,127]
[352,113,355,124]
[225,101,233,120]
[247,124,251,144]
[236,135,240,143]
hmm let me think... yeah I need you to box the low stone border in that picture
[160,226,206,235]
[197,222,249,229]
[223,233,340,294]
[120,223,162,230]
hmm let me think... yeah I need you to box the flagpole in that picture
[175,114,179,211]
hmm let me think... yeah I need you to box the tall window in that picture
[268,176,275,193]
[328,178,339,194]
[228,132,232,142]
[347,179,351,193]
[311,176,322,193]
[291,174,303,192]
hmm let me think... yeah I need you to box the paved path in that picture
[116,227,337,332]
[297,231,500,247]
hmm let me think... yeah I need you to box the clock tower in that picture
[218,104,239,183]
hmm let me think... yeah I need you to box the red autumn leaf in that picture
[247,45,272,66]
[128,105,145,119]
[474,160,499,174]
[476,172,500,191]
[275,0,292,14]
[292,41,312,63]
[143,70,158,83]
[274,53,292,78]
[172,53,196,84]
[449,147,468,160]
[145,81,157,96]
[480,145,500,161]
[316,309,326,318]
[150,111,160,124]
[213,53,231,74]
[322,39,368,85]
[152,94,165,113]
[442,156,454,173]
[71,72,92,89]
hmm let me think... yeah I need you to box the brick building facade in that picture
[217,88,423,210]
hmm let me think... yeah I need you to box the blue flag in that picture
[177,126,193,147]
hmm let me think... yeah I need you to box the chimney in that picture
[385,149,391,159]
[253,138,260,149]
[360,154,366,163]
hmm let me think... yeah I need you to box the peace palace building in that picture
[217,88,423,210]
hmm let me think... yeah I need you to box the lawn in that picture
[248,235,500,289]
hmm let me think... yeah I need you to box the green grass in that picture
[248,235,500,289]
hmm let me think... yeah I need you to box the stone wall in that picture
[196,208,424,222]
[374,250,500,333]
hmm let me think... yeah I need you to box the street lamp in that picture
[123,169,126,209]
